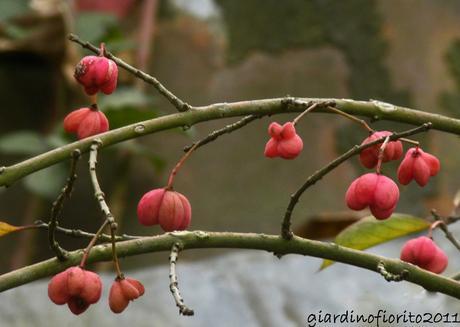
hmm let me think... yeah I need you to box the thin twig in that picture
[169,242,194,316]
[377,261,408,282]
[327,106,374,133]
[48,149,81,260]
[167,143,199,189]
[88,140,123,278]
[68,33,191,112]
[281,123,432,239]
[35,220,139,241]
[375,136,390,174]
[431,210,460,252]
[292,103,318,125]
[399,137,419,146]
[80,220,109,268]
[183,115,262,152]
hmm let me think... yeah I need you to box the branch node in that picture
[377,261,408,282]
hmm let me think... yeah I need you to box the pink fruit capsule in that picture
[359,131,403,169]
[345,173,399,220]
[137,188,192,232]
[400,236,448,274]
[397,147,440,186]
[264,122,303,159]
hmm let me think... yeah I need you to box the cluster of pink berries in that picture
[345,130,440,219]
[48,266,144,315]
[63,44,117,140]
[51,46,195,315]
[263,121,447,274]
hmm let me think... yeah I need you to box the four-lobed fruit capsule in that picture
[74,55,118,95]
[63,105,109,139]
[264,122,303,159]
[400,236,448,274]
[137,188,192,232]
[345,173,400,220]
[397,147,440,186]
[48,266,102,315]
[359,131,403,169]
[109,277,145,314]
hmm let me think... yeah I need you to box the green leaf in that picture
[23,164,67,200]
[0,131,49,155]
[320,214,430,270]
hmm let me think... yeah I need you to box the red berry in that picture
[137,188,192,232]
[63,107,109,139]
[109,277,145,314]
[48,267,102,315]
[264,122,303,159]
[397,147,440,186]
[359,131,403,168]
[74,55,118,95]
[400,236,448,274]
[345,173,399,219]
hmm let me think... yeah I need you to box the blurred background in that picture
[1,0,460,325]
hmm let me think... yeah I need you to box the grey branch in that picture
[169,242,194,316]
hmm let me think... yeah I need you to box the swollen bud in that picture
[74,54,118,95]
[400,236,448,274]
[359,131,403,168]
[63,106,109,139]
[345,173,399,220]
[109,277,145,314]
[48,266,102,315]
[264,122,303,159]
[137,188,191,232]
[397,147,440,186]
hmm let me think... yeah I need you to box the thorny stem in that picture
[166,143,199,190]
[48,149,81,261]
[327,106,374,133]
[169,242,194,316]
[375,136,390,174]
[183,115,262,152]
[68,34,191,112]
[292,103,318,126]
[88,140,123,278]
[281,123,432,239]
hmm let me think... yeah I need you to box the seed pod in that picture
[74,55,118,95]
[400,236,448,274]
[109,277,145,314]
[359,131,403,168]
[264,122,303,159]
[397,147,440,186]
[345,173,399,220]
[47,266,102,315]
[63,107,109,139]
[137,188,192,232]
